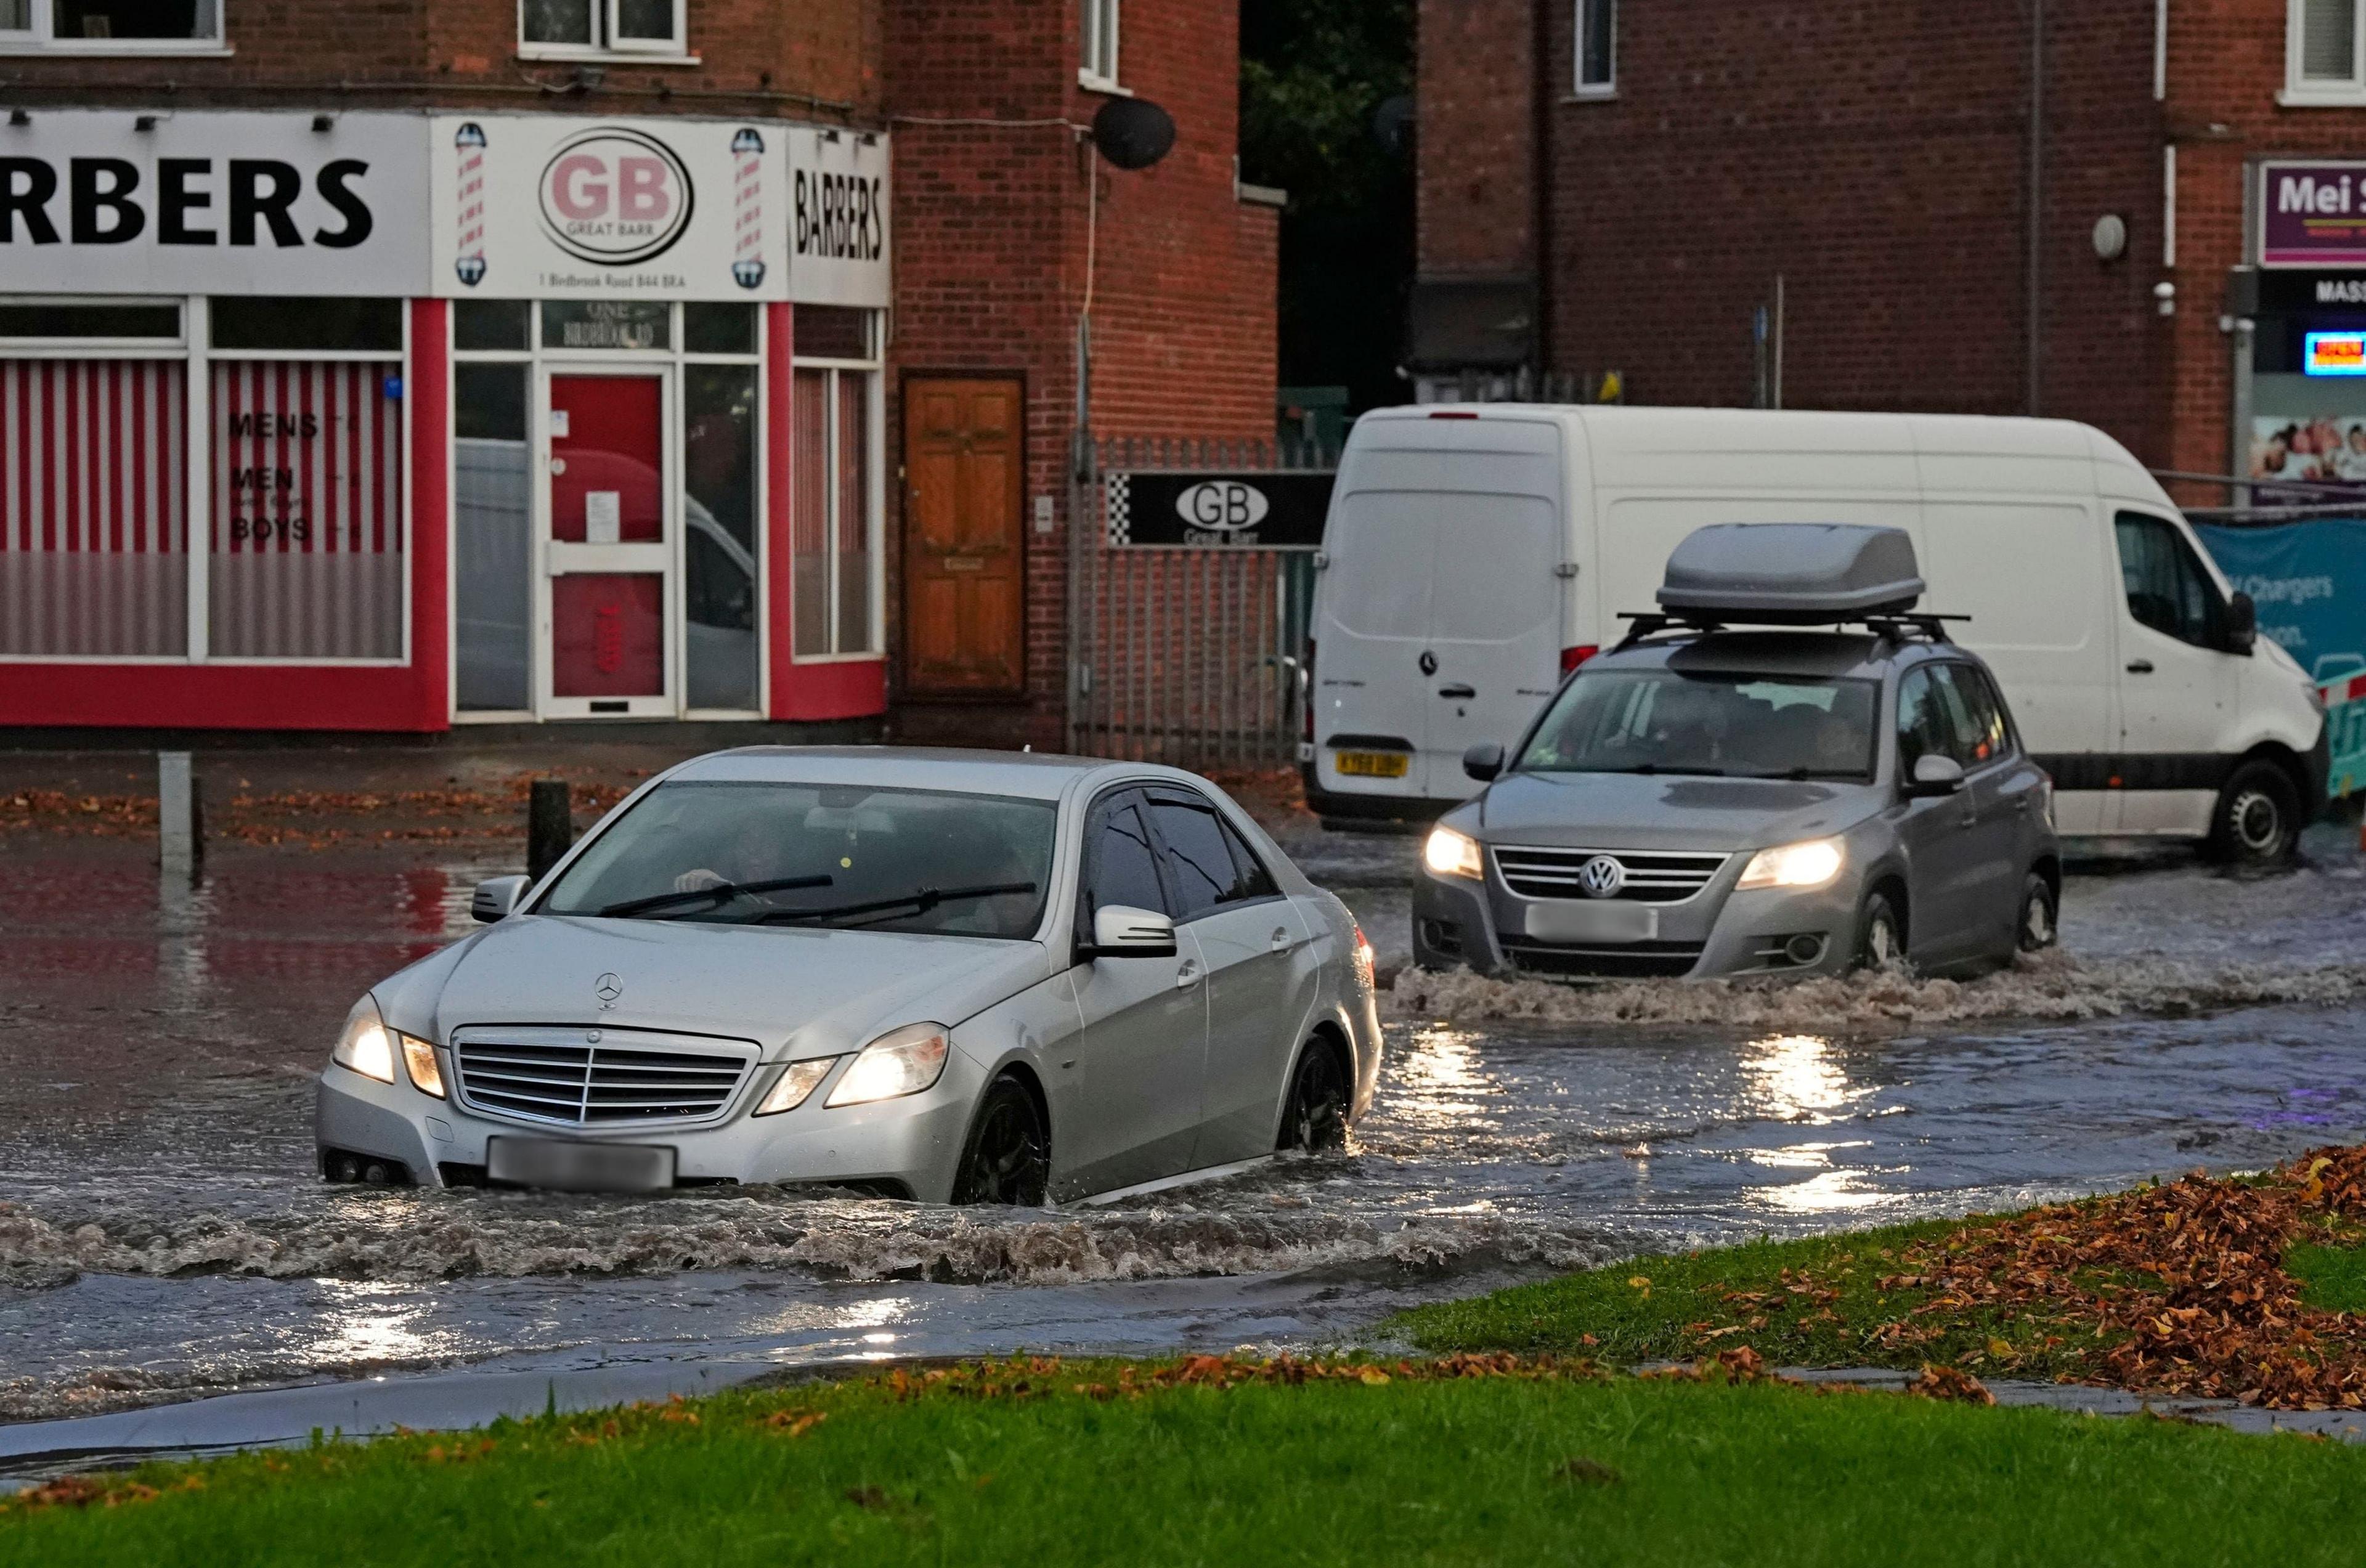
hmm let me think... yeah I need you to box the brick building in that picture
[1410,0,2366,497]
[0,0,1275,742]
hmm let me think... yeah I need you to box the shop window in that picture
[0,0,222,49]
[453,300,531,354]
[208,359,404,660]
[685,303,757,357]
[684,364,759,710]
[211,298,402,353]
[2290,0,2366,99]
[1575,0,1616,94]
[795,307,872,361]
[791,352,879,660]
[0,303,179,339]
[0,358,187,657]
[1080,0,1120,89]
[520,0,684,57]
[542,299,670,352]
[453,363,531,711]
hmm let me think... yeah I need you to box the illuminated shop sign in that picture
[2306,331,2366,376]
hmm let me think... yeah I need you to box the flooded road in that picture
[5,819,2366,1428]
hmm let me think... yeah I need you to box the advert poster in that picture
[429,115,787,302]
[2260,161,2366,268]
[0,110,429,296]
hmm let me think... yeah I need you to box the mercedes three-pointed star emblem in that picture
[594,971,624,1009]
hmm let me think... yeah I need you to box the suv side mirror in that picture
[2225,591,2258,655]
[1462,742,1506,783]
[1088,905,1178,959]
[471,875,530,923]
[1905,754,1967,797]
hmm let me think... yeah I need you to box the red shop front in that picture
[0,110,890,733]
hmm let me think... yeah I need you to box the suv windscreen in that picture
[540,781,1056,938]
[1516,669,1880,781]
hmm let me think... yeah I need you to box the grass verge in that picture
[1392,1145,2366,1408]
[7,1357,2366,1567]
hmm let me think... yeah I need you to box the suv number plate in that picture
[1526,903,1659,944]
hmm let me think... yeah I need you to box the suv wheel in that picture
[2208,761,2301,867]
[1855,890,1906,973]
[2016,873,2059,953]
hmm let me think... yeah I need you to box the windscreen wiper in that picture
[752,882,1039,929]
[1618,764,1726,777]
[598,874,835,919]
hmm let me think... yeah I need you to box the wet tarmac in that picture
[4,762,2365,1456]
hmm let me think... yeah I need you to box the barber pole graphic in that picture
[730,128,766,290]
[453,122,489,287]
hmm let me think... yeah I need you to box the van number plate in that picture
[1335,750,1410,779]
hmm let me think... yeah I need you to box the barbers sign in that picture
[0,110,428,295]
[784,126,890,307]
[431,115,785,301]
[1104,471,1335,548]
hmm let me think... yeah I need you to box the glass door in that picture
[540,368,675,717]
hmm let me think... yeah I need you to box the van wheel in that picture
[1854,890,1906,973]
[951,1078,1048,1207]
[2016,873,2059,953]
[2208,762,2301,867]
[1279,1040,1349,1153]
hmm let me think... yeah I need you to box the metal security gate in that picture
[1067,436,1333,768]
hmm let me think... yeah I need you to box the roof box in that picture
[1656,523,1925,623]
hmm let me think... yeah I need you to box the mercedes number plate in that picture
[1334,750,1411,779]
[487,1137,677,1193]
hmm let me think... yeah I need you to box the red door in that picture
[548,375,667,703]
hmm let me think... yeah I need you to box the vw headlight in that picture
[332,997,444,1097]
[826,1024,951,1108]
[1737,837,1845,892]
[1423,825,1485,881]
[755,1057,840,1116]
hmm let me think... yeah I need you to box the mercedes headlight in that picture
[332,997,444,1098]
[755,1057,840,1116]
[826,1024,951,1108]
[1736,838,1845,892]
[1423,825,1485,880]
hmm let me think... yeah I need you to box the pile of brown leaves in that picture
[0,790,155,837]
[1748,1145,2366,1411]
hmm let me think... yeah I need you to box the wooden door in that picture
[903,377,1025,696]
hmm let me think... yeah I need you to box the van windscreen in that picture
[1517,670,1880,781]
[1325,491,1557,642]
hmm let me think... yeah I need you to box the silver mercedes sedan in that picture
[315,749,1381,1206]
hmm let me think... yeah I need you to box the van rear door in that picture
[1312,416,1566,802]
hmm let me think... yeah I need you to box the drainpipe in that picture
[1531,0,1554,384]
[2027,0,2046,416]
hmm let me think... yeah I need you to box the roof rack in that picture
[1611,610,1967,652]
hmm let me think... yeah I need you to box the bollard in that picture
[158,750,199,884]
[527,778,574,880]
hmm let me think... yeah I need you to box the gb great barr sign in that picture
[0,110,429,295]
[1105,471,1335,549]
[430,114,787,301]
[2261,161,2366,269]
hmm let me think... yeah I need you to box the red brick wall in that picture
[1417,0,1534,282]
[885,0,1278,747]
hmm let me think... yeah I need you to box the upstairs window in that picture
[0,0,224,51]
[1081,0,1121,91]
[2288,0,2366,100]
[1575,0,1616,95]
[521,0,684,57]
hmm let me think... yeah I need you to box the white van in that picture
[1305,406,2329,863]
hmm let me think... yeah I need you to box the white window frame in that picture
[1079,0,1124,94]
[790,321,884,665]
[1573,0,1616,99]
[0,0,230,55]
[517,0,694,65]
[2285,0,2366,105]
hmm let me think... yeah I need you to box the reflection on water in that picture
[316,1282,445,1366]
[1740,1034,1871,1126]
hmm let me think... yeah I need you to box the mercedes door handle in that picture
[1175,960,1202,990]
[1438,684,1477,699]
[1269,927,1292,953]
[2126,660,2155,674]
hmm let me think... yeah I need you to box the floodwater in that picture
[4,823,2366,1435]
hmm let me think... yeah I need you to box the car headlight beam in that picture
[332,996,444,1097]
[1737,837,1846,892]
[1423,825,1485,881]
[755,1056,840,1116]
[826,1023,951,1108]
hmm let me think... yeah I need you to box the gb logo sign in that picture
[538,128,695,267]
[1174,481,1272,536]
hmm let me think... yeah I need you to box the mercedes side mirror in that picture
[1463,742,1506,783]
[471,875,530,923]
[2225,591,2258,656]
[1088,904,1178,959]
[1905,754,1967,797]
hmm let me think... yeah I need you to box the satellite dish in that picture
[1092,97,1176,171]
